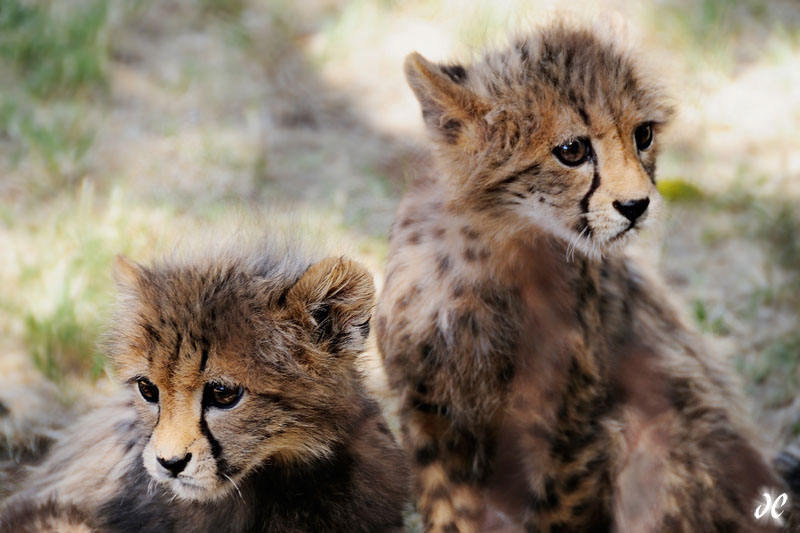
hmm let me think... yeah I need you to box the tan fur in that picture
[377,22,797,532]
[3,239,409,532]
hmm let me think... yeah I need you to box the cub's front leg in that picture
[402,397,492,533]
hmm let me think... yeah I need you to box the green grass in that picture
[0,0,112,189]
[0,0,110,98]
[647,0,778,74]
[713,191,800,407]
[1,183,171,382]
[658,178,705,203]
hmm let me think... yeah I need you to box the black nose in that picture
[613,197,650,223]
[157,453,192,476]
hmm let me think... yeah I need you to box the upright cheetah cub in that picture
[376,23,796,532]
[2,241,408,532]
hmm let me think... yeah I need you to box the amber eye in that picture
[137,378,159,404]
[634,123,654,151]
[204,383,243,409]
[553,138,592,167]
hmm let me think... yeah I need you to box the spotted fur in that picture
[2,241,409,532]
[376,23,797,532]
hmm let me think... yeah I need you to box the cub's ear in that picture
[285,257,375,356]
[113,254,144,292]
[404,52,487,146]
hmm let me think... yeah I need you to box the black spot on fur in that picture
[124,438,139,454]
[577,107,591,127]
[421,342,435,362]
[499,363,515,383]
[562,471,584,494]
[0,400,8,417]
[171,331,183,364]
[436,254,451,275]
[440,64,467,84]
[410,398,449,417]
[516,40,530,64]
[376,421,392,437]
[142,323,162,345]
[460,225,480,240]
[530,477,559,511]
[415,444,438,466]
[455,311,480,336]
[397,291,414,311]
[357,317,371,338]
[198,335,210,373]
[442,119,462,144]
[670,378,693,411]
[452,282,465,298]
[427,485,450,502]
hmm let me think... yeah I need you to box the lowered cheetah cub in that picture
[2,241,409,532]
[376,23,796,532]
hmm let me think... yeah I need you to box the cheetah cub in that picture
[376,23,797,532]
[2,241,409,532]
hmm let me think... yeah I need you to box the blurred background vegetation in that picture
[0,0,798,507]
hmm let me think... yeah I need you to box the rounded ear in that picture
[113,254,143,292]
[404,52,488,147]
[284,257,375,356]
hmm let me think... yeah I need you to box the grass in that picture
[2,183,160,382]
[0,0,110,98]
[658,178,705,203]
[746,199,800,409]
[691,188,800,424]
[0,0,112,191]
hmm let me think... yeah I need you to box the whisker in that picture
[224,473,245,504]
[566,226,588,263]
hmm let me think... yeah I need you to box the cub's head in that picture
[108,249,374,502]
[405,23,674,256]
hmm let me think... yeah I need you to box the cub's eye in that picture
[204,383,243,409]
[553,138,591,167]
[137,378,159,404]
[634,123,654,151]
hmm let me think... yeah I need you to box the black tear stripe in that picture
[199,408,238,478]
[577,164,601,234]
[642,158,656,185]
